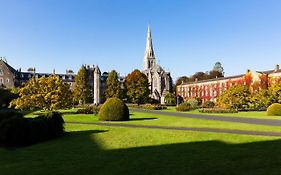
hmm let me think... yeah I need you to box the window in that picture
[0,69,3,76]
[6,78,9,83]
[0,78,3,83]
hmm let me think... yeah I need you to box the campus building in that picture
[0,58,107,104]
[176,64,281,103]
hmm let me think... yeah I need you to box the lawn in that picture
[63,112,281,133]
[165,106,281,120]
[2,110,281,175]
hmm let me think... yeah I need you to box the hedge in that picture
[0,111,64,147]
[199,108,238,113]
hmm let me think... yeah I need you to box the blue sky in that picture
[1,0,281,81]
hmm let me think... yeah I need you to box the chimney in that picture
[275,64,280,72]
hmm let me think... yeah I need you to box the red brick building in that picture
[176,65,281,103]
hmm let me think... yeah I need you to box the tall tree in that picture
[105,70,121,99]
[73,66,90,104]
[213,62,224,75]
[208,70,224,79]
[13,76,72,110]
[217,84,250,109]
[124,69,149,105]
[191,72,208,81]
[175,76,190,86]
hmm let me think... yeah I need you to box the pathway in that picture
[130,108,281,127]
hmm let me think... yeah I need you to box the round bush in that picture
[98,98,129,121]
[267,103,281,116]
[187,98,199,109]
[202,101,215,108]
[176,102,192,111]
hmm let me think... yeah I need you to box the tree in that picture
[176,76,190,86]
[191,72,208,81]
[164,92,176,105]
[105,70,121,99]
[217,85,250,109]
[73,66,91,104]
[248,89,270,110]
[0,88,18,108]
[268,83,281,104]
[208,70,224,79]
[124,69,149,105]
[13,76,72,110]
[213,62,224,75]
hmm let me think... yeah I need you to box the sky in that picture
[1,0,281,81]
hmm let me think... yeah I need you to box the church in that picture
[142,26,173,104]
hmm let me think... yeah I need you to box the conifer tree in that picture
[73,66,91,104]
[105,70,121,99]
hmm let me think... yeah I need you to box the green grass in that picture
[63,112,281,133]
[2,110,281,174]
[1,123,281,175]
[165,106,281,120]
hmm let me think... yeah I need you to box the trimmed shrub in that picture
[199,108,238,113]
[76,105,101,115]
[187,99,199,109]
[202,101,215,108]
[99,98,129,121]
[176,103,192,112]
[0,111,64,147]
[0,111,23,124]
[127,104,167,110]
[267,103,281,116]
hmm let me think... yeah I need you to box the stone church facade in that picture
[142,26,173,104]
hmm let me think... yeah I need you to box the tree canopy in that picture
[73,66,91,104]
[124,69,149,105]
[12,76,72,110]
[105,70,121,99]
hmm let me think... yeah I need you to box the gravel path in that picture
[67,121,281,137]
[130,108,281,127]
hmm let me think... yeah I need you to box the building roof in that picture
[180,74,245,86]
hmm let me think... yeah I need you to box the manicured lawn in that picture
[63,112,281,133]
[2,110,281,175]
[165,106,281,120]
[1,122,281,175]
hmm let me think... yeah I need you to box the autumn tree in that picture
[13,76,72,110]
[124,69,149,105]
[73,66,91,104]
[105,70,121,99]
[217,85,250,109]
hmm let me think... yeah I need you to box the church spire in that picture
[144,25,156,70]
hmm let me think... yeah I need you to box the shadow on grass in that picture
[129,117,157,121]
[1,130,281,175]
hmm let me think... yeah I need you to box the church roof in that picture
[144,25,155,59]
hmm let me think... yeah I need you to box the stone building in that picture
[0,58,108,105]
[177,64,281,103]
[142,26,173,104]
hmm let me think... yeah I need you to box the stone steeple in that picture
[144,25,156,70]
